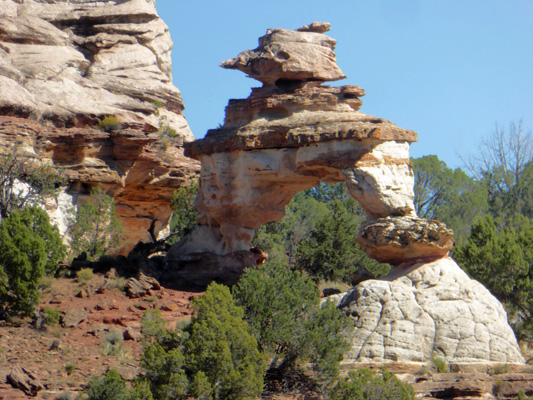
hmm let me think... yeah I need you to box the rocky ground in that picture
[1,271,532,400]
[0,271,201,400]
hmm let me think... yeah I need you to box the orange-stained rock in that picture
[0,0,200,253]
[0,115,200,252]
[168,23,431,283]
[356,216,455,266]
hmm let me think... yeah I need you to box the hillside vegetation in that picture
[0,121,532,399]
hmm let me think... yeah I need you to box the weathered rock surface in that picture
[220,22,346,86]
[0,116,199,249]
[356,216,455,265]
[61,308,89,328]
[0,0,190,128]
[0,0,200,250]
[339,258,524,365]
[6,366,44,396]
[124,273,161,298]
[169,23,421,282]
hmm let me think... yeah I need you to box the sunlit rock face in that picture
[339,258,525,365]
[0,0,200,251]
[167,22,432,283]
[167,22,524,367]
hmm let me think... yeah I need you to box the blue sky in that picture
[156,0,532,169]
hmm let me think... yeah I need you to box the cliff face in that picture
[0,0,200,250]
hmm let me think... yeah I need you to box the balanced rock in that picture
[220,22,346,86]
[356,216,455,265]
[0,0,200,252]
[339,258,524,365]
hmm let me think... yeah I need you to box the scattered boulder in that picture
[123,327,141,342]
[124,273,161,298]
[113,364,141,381]
[61,308,89,328]
[7,366,44,396]
[75,288,91,298]
[94,301,114,311]
[159,302,176,312]
[48,295,63,304]
[139,273,161,290]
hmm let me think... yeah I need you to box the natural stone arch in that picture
[177,135,416,256]
[166,22,453,285]
[166,21,524,367]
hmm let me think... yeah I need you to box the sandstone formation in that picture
[339,258,524,365]
[167,21,524,368]
[6,366,44,396]
[167,22,449,283]
[0,0,200,250]
[356,216,455,265]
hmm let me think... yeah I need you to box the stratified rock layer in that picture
[339,258,524,365]
[0,0,200,250]
[0,116,199,249]
[356,216,455,265]
[166,22,463,284]
[0,0,192,132]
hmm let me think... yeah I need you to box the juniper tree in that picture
[69,185,122,260]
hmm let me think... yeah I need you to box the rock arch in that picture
[166,22,452,285]
[165,22,524,365]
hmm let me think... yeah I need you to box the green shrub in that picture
[141,283,266,400]
[42,307,61,325]
[168,180,198,245]
[152,110,180,152]
[488,363,509,375]
[85,369,154,400]
[431,353,449,373]
[0,144,66,220]
[65,363,76,375]
[85,369,128,400]
[69,185,122,260]
[97,116,122,132]
[517,389,533,400]
[328,368,415,400]
[77,268,94,284]
[296,197,389,282]
[38,275,55,291]
[233,261,352,386]
[19,207,66,276]
[0,207,65,319]
[101,331,127,357]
